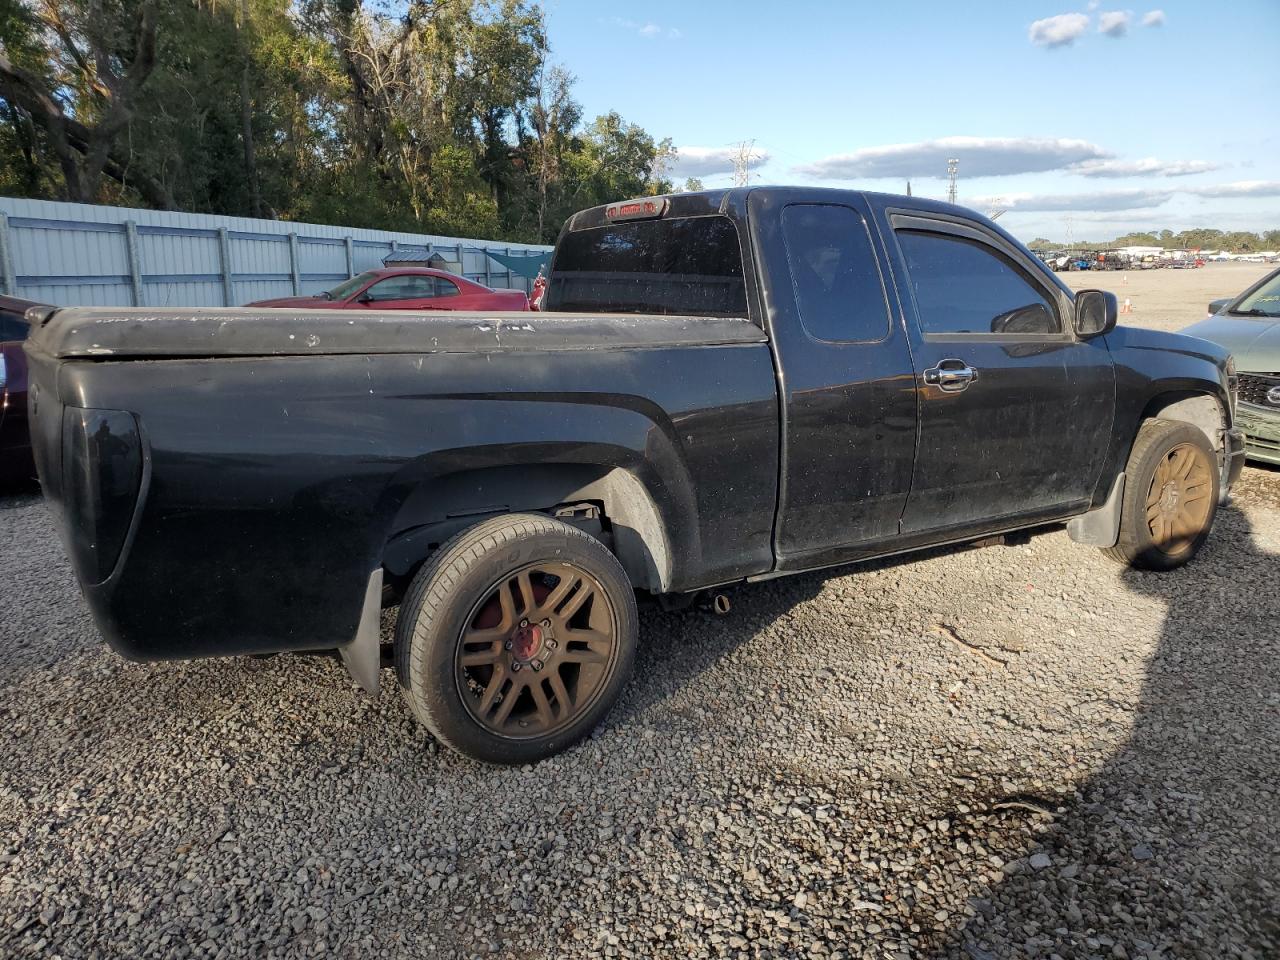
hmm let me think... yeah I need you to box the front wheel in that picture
[395,513,638,764]
[1104,418,1219,570]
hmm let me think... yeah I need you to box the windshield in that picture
[1233,270,1280,317]
[326,272,378,301]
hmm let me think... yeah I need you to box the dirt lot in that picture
[1060,261,1273,332]
[1,268,1277,960]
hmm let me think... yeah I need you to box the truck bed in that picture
[23,305,781,663]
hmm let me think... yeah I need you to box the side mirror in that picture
[1074,289,1117,339]
[357,293,374,304]
[1207,297,1232,315]
[990,302,1057,334]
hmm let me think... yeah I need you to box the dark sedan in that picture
[1,296,42,486]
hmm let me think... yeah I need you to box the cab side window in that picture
[364,275,440,302]
[781,204,892,343]
[896,230,1060,335]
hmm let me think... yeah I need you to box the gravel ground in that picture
[4,258,1279,957]
[1,462,1277,959]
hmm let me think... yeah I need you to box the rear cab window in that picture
[545,215,747,317]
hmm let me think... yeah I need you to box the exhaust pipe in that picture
[711,593,731,616]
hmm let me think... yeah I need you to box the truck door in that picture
[748,191,919,571]
[879,210,1115,535]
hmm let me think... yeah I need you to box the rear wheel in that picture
[395,513,637,764]
[1104,418,1219,570]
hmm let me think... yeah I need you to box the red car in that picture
[247,268,530,311]
[1,295,42,487]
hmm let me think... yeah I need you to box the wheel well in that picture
[1140,392,1225,452]
[382,464,671,595]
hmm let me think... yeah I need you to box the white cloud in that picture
[1142,9,1165,26]
[1071,157,1219,178]
[672,145,773,178]
[1098,11,1130,36]
[609,17,682,40]
[1186,181,1280,198]
[796,136,1109,180]
[970,189,1176,212]
[1029,13,1090,47]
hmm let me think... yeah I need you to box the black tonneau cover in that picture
[25,307,765,360]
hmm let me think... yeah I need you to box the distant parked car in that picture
[247,268,530,312]
[1,295,43,486]
[1183,265,1280,464]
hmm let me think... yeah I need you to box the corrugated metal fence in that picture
[0,197,552,307]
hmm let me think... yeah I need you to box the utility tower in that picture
[946,158,959,205]
[732,140,760,187]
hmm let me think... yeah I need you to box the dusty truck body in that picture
[24,188,1244,762]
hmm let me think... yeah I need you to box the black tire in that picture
[395,513,638,764]
[1104,418,1219,570]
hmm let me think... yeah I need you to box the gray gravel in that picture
[1,466,1278,959]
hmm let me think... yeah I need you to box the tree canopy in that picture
[1028,228,1280,253]
[0,0,675,243]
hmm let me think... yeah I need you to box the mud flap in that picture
[1066,473,1125,547]
[340,568,383,695]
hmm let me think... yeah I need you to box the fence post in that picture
[288,232,300,295]
[344,236,355,279]
[505,247,514,291]
[217,227,234,306]
[124,220,143,306]
[0,213,15,296]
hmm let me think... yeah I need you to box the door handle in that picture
[923,359,979,392]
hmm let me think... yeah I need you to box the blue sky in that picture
[542,0,1280,242]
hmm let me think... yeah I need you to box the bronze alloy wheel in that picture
[455,561,618,739]
[1143,441,1214,556]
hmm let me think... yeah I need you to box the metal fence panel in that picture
[0,196,551,307]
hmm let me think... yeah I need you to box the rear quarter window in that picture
[545,215,747,317]
[781,204,891,342]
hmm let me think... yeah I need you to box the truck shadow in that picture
[932,504,1280,958]
[612,534,982,731]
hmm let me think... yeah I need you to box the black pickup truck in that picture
[23,188,1245,763]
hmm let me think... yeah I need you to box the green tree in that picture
[0,0,171,205]
[0,0,683,242]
